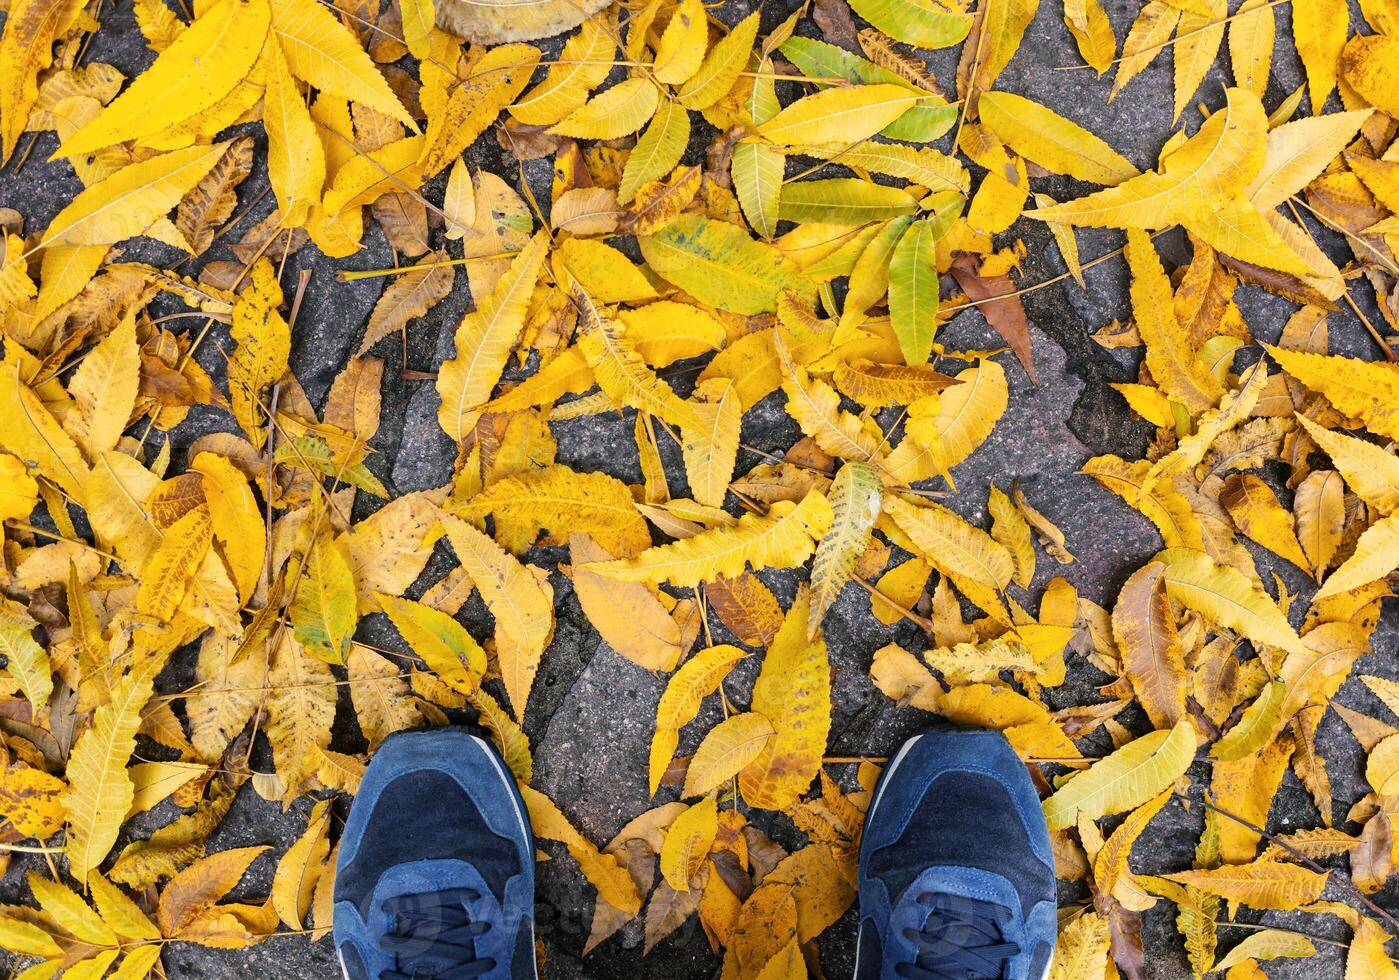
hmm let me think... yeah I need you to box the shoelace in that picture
[379,887,496,980]
[894,892,1021,980]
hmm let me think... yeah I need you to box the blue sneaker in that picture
[333,729,536,980]
[856,730,1057,980]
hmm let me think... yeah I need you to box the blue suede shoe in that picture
[856,730,1057,980]
[334,729,536,980]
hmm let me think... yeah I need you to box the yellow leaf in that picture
[136,504,213,621]
[64,313,137,458]
[1063,0,1116,74]
[739,589,831,810]
[0,452,38,522]
[378,593,486,694]
[683,713,775,799]
[57,951,118,979]
[1047,911,1111,980]
[41,141,230,247]
[883,494,1014,590]
[1141,359,1268,494]
[1316,513,1399,601]
[0,0,85,160]
[989,484,1035,587]
[439,514,552,715]
[549,77,659,139]
[227,258,290,450]
[1156,547,1306,655]
[1293,0,1348,112]
[87,872,159,941]
[556,238,658,304]
[660,794,718,890]
[64,659,161,882]
[1220,472,1310,570]
[1294,469,1345,580]
[810,462,883,635]
[570,534,682,672]
[28,872,116,946]
[1346,915,1399,980]
[923,637,1036,683]
[1267,345,1399,443]
[0,607,52,709]
[1173,0,1225,120]
[979,92,1138,185]
[436,231,548,442]
[1247,109,1373,210]
[1213,679,1286,761]
[1213,929,1316,972]
[0,761,64,838]
[1112,562,1187,730]
[682,378,741,510]
[618,98,690,204]
[885,359,1007,486]
[156,844,269,936]
[585,490,833,587]
[1184,197,1314,277]
[420,43,539,177]
[1032,88,1266,230]
[651,0,707,85]
[264,635,336,800]
[272,798,331,930]
[1125,229,1223,414]
[0,917,62,958]
[1164,860,1327,909]
[522,786,641,915]
[191,452,266,603]
[451,464,650,557]
[777,332,886,464]
[1092,790,1172,898]
[638,214,815,315]
[107,947,162,980]
[1228,0,1273,97]
[757,84,918,145]
[321,135,425,215]
[398,0,434,58]
[616,302,726,367]
[508,13,614,125]
[574,301,699,434]
[678,10,759,109]
[650,644,748,793]
[732,139,784,239]
[57,0,269,156]
[263,38,325,228]
[1043,720,1196,828]
[125,761,205,818]
[346,645,420,745]
[344,491,441,612]
[832,359,956,409]
[1294,414,1399,516]
[441,160,474,238]
[269,0,411,124]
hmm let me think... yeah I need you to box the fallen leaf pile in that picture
[0,0,1398,974]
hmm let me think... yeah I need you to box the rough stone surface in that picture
[1,0,1396,977]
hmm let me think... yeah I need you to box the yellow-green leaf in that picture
[1043,720,1196,828]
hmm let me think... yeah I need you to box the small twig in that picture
[855,576,934,632]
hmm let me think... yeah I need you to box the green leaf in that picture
[639,215,815,315]
[888,220,939,366]
[290,532,357,664]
